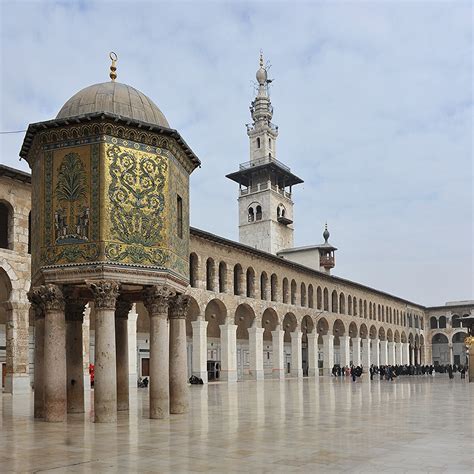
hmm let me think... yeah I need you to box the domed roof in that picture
[56,81,170,128]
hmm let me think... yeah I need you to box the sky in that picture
[0,0,472,306]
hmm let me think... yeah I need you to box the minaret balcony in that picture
[320,256,335,268]
[239,156,290,172]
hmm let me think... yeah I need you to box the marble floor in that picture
[1,375,472,473]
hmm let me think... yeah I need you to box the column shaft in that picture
[127,305,138,387]
[352,337,361,366]
[248,326,264,380]
[307,333,319,377]
[191,320,208,382]
[380,340,388,366]
[220,323,238,382]
[66,319,84,413]
[33,312,45,418]
[339,336,351,368]
[169,315,189,414]
[372,339,380,367]
[322,334,334,375]
[290,330,303,378]
[150,314,169,418]
[271,329,285,379]
[362,339,371,369]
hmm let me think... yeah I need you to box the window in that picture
[28,212,31,254]
[269,138,272,148]
[256,137,261,148]
[219,262,227,293]
[256,205,262,221]
[177,195,183,238]
[0,202,10,249]
[189,253,198,288]
[248,207,255,222]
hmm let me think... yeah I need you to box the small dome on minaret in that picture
[323,223,330,243]
[256,52,267,85]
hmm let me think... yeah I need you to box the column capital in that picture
[169,294,190,320]
[28,284,65,312]
[115,300,133,319]
[86,280,120,310]
[144,285,176,316]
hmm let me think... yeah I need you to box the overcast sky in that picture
[1,0,472,306]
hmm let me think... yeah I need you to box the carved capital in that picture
[144,285,176,316]
[87,280,120,310]
[169,294,190,320]
[27,284,65,312]
[115,300,133,319]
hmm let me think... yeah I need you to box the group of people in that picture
[331,363,468,382]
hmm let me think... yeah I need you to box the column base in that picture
[220,370,238,383]
[290,369,303,378]
[308,368,319,377]
[272,369,285,380]
[249,369,264,381]
[4,374,31,394]
[192,370,208,384]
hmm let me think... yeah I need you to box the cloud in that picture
[0,0,472,305]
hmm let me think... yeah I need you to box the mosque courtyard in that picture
[0,376,472,473]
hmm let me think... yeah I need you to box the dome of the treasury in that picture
[56,81,170,128]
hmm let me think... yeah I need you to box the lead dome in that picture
[56,81,170,128]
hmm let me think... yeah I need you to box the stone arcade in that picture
[21,56,200,422]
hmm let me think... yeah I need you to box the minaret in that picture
[226,53,303,254]
[316,224,337,274]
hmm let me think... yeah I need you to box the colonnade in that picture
[28,281,189,423]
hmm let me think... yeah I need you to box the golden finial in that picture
[259,50,264,67]
[109,51,118,81]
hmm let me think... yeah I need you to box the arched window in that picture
[282,278,289,304]
[339,293,345,314]
[316,286,322,309]
[28,211,31,254]
[331,290,338,313]
[206,258,215,291]
[256,137,261,148]
[256,205,262,221]
[246,267,255,298]
[189,253,199,288]
[0,202,11,249]
[300,282,306,307]
[347,295,352,315]
[451,315,460,328]
[369,303,373,320]
[248,207,255,222]
[364,300,367,318]
[438,316,447,329]
[270,274,278,302]
[323,288,329,311]
[269,138,272,148]
[233,264,243,296]
[308,284,314,309]
[290,279,297,305]
[260,272,268,300]
[219,261,227,293]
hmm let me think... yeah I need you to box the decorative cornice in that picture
[144,285,176,316]
[27,284,65,312]
[169,294,190,320]
[86,280,120,310]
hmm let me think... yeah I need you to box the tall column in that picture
[169,294,190,414]
[65,298,85,414]
[395,342,403,365]
[380,340,388,366]
[127,304,138,387]
[307,333,319,377]
[362,338,371,369]
[219,322,238,382]
[115,300,132,411]
[410,345,415,365]
[191,319,208,383]
[144,286,174,419]
[271,327,285,379]
[28,285,66,422]
[32,304,45,418]
[339,335,351,368]
[372,338,380,367]
[448,343,454,365]
[4,301,31,394]
[404,343,410,365]
[87,280,120,423]
[352,337,361,366]
[248,324,264,380]
[388,341,395,365]
[82,305,91,392]
[322,334,334,375]
[290,330,303,378]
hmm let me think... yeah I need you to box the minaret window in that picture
[256,137,261,148]
[248,207,255,222]
[269,138,272,148]
[256,205,262,221]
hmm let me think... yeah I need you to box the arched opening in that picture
[451,315,461,328]
[233,264,243,296]
[218,261,227,293]
[339,293,345,314]
[235,303,255,340]
[28,211,31,254]
[331,290,338,313]
[260,272,268,300]
[333,319,346,366]
[256,205,262,221]
[316,286,322,309]
[189,253,199,288]
[323,288,329,311]
[282,278,289,304]
[260,271,268,300]
[431,333,449,366]
[206,258,216,291]
[246,267,255,298]
[347,294,352,315]
[290,279,297,305]
[308,284,314,309]
[185,296,201,338]
[262,308,279,341]
[204,298,228,375]
[438,316,447,329]
[248,206,255,222]
[452,332,468,365]
[353,297,357,316]
[0,202,12,250]
[363,300,367,318]
[301,315,314,376]
[300,282,306,307]
[270,274,278,302]
[256,137,261,148]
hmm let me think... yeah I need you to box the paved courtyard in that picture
[1,376,472,473]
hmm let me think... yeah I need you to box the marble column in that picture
[115,300,132,411]
[3,301,31,394]
[82,305,91,392]
[32,304,45,418]
[87,280,120,423]
[380,340,388,366]
[248,324,264,380]
[290,330,303,378]
[271,327,285,379]
[352,337,361,366]
[448,343,454,365]
[307,333,319,377]
[362,338,371,369]
[191,319,208,383]
[28,285,66,422]
[388,341,396,365]
[395,342,403,365]
[65,299,85,414]
[339,336,351,368]
[127,304,138,388]
[404,343,410,365]
[322,334,334,375]
[219,322,238,382]
[372,338,380,367]
[410,345,415,365]
[169,294,190,414]
[144,286,174,419]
